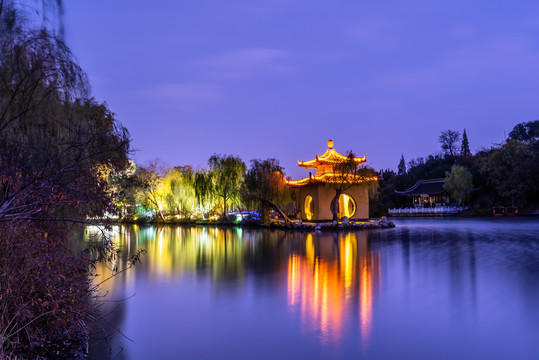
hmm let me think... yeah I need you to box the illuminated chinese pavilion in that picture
[286,140,377,221]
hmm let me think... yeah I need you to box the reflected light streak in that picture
[360,254,373,349]
[288,254,300,307]
[286,233,380,349]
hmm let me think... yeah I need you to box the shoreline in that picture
[94,217,396,231]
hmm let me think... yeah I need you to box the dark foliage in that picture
[461,129,471,157]
[373,123,539,216]
[508,120,539,143]
[243,158,292,223]
[0,3,135,358]
[439,129,461,157]
[0,30,130,221]
[0,222,91,358]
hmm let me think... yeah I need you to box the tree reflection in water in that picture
[75,220,539,360]
[81,226,381,353]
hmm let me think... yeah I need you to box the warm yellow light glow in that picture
[286,233,379,347]
[297,141,366,169]
[286,173,378,187]
[304,194,314,220]
[285,141,377,188]
[360,254,373,348]
[288,254,300,307]
[338,193,356,218]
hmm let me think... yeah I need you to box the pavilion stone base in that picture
[299,183,369,221]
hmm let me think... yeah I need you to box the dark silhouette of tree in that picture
[243,159,291,223]
[1,0,64,37]
[0,30,130,221]
[508,120,539,143]
[461,129,471,156]
[398,154,406,176]
[478,140,536,206]
[0,4,141,359]
[439,130,461,157]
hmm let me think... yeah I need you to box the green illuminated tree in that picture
[135,160,166,221]
[208,154,246,218]
[163,166,195,217]
[444,165,473,204]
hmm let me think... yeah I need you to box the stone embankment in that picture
[265,216,395,231]
[117,216,396,230]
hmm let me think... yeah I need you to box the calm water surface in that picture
[77,218,539,360]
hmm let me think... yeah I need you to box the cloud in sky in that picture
[147,83,223,113]
[65,0,539,173]
[200,48,294,79]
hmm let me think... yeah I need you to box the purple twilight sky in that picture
[64,0,539,178]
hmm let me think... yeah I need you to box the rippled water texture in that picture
[77,218,539,360]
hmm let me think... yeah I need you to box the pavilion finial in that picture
[327,139,334,149]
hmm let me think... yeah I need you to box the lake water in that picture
[79,218,539,360]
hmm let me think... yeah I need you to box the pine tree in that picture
[461,129,471,156]
[398,154,406,176]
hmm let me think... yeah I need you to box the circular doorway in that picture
[338,193,356,218]
[304,195,314,220]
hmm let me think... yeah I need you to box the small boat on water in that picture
[505,206,518,217]
[492,206,518,217]
[493,206,505,216]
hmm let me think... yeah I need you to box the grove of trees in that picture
[371,122,539,216]
[113,156,296,223]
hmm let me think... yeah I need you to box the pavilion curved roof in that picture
[394,179,446,195]
[286,173,378,187]
[298,140,366,169]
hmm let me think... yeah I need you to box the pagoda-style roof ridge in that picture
[286,173,378,187]
[394,178,446,196]
[298,140,366,169]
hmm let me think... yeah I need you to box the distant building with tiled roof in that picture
[395,179,448,207]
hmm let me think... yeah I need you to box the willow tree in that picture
[0,3,136,358]
[134,163,167,221]
[444,165,473,205]
[194,169,218,217]
[207,154,246,218]
[162,166,196,217]
[0,28,130,221]
[243,158,292,223]
[329,152,379,221]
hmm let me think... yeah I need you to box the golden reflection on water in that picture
[84,225,381,349]
[85,225,248,284]
[287,232,381,348]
